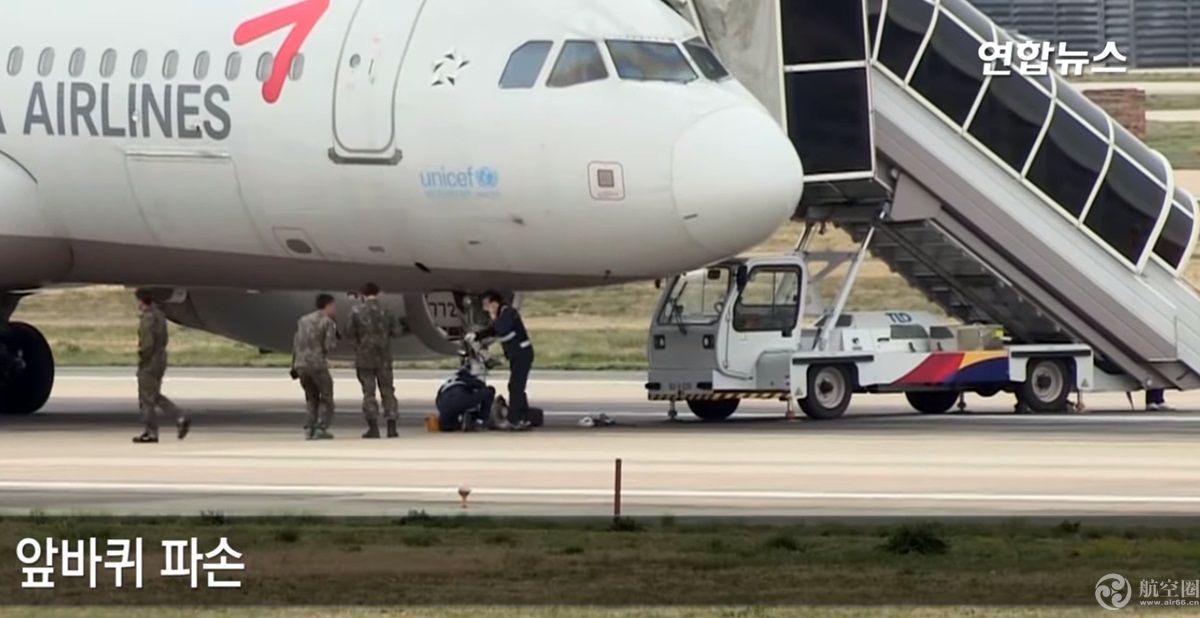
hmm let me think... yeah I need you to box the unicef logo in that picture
[420,165,501,197]
[475,167,499,190]
[1096,573,1132,610]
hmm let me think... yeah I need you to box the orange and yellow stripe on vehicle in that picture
[894,350,1009,385]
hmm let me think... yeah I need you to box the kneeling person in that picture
[436,368,495,431]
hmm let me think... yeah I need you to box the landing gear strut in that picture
[0,322,54,415]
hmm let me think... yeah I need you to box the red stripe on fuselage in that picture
[235,0,330,104]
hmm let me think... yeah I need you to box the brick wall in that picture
[1084,89,1147,139]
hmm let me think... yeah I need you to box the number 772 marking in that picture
[234,0,330,104]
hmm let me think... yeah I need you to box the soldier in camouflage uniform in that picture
[292,294,339,440]
[346,283,401,439]
[133,289,190,443]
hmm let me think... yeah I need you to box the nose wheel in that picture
[686,399,739,422]
[0,322,54,415]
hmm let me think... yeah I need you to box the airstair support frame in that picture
[814,223,878,352]
[877,174,1064,340]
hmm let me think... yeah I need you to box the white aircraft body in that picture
[0,0,804,413]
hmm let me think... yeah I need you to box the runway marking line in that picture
[1,481,1199,504]
[57,377,643,387]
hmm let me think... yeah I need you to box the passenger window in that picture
[877,0,936,78]
[289,53,304,80]
[163,50,179,79]
[100,49,117,78]
[939,0,993,39]
[683,38,729,80]
[1055,76,1111,134]
[781,0,867,64]
[1154,196,1196,269]
[1026,105,1108,217]
[733,268,802,333]
[909,15,985,125]
[256,52,273,82]
[7,48,22,76]
[967,74,1052,172]
[37,48,54,77]
[68,48,85,78]
[289,54,304,80]
[607,40,697,83]
[1084,153,1167,264]
[547,41,608,88]
[131,50,148,78]
[225,52,242,81]
[194,52,210,80]
[1114,123,1169,184]
[784,70,874,175]
[500,41,553,89]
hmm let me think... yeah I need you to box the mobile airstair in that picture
[679,0,1200,392]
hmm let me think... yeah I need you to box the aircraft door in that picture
[331,0,427,164]
[719,265,804,378]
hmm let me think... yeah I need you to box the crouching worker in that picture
[436,367,495,431]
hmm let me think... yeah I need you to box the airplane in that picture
[0,0,805,414]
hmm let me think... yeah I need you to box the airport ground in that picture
[0,610,1132,618]
[0,610,1134,618]
[2,510,1197,607]
[2,368,1200,518]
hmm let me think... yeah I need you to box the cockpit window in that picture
[606,40,697,84]
[547,40,608,88]
[683,38,729,80]
[500,40,553,89]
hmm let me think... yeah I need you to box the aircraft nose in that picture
[673,107,804,258]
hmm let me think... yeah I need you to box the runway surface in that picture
[2,368,1200,517]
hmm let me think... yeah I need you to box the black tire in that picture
[1017,358,1071,413]
[0,322,54,415]
[687,399,739,422]
[906,391,959,414]
[799,365,852,420]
